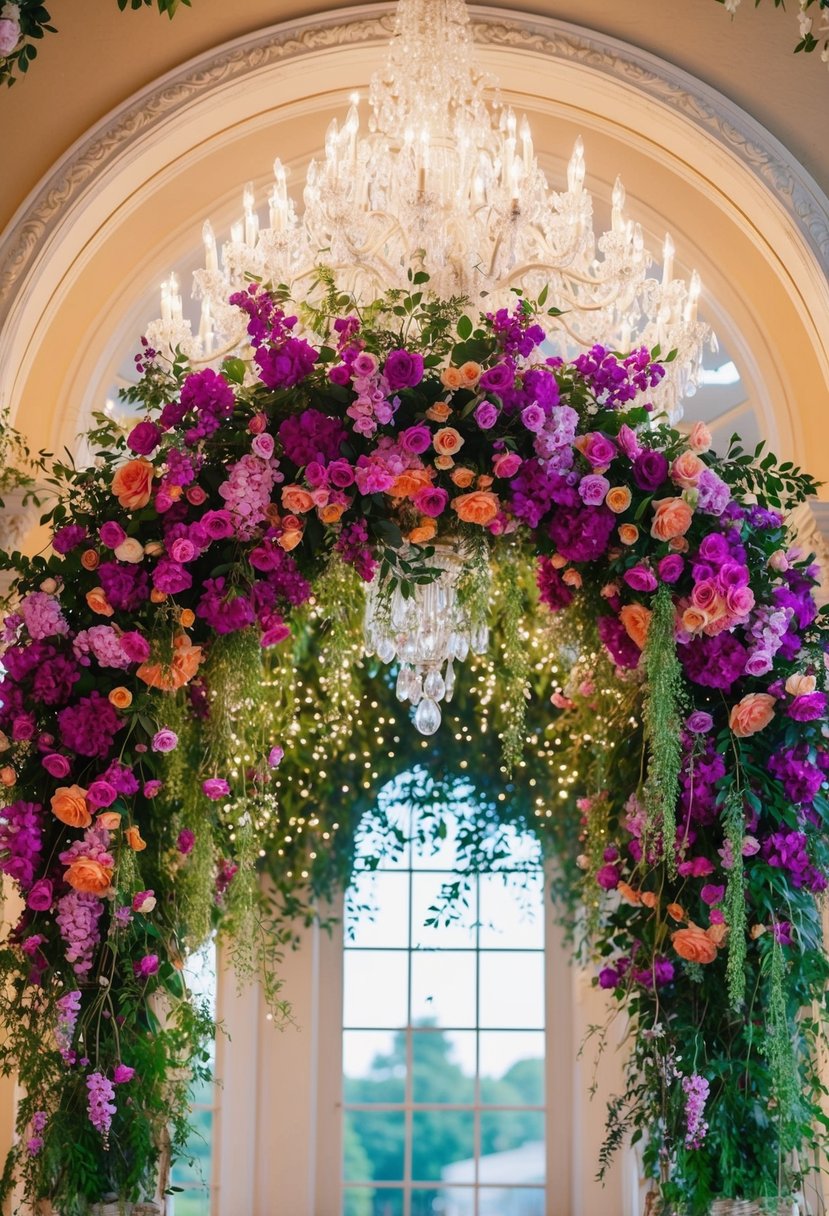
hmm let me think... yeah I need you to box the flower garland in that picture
[0,277,826,1214]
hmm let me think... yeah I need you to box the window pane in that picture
[478,953,544,1029]
[411,951,476,1027]
[344,1110,406,1182]
[478,1188,546,1215]
[478,873,544,950]
[344,950,409,1028]
[347,872,410,947]
[343,1186,405,1216]
[479,1111,545,1177]
[411,872,476,949]
[412,1187,476,1215]
[411,1109,475,1182]
[171,1191,211,1216]
[344,1030,406,1103]
[172,1110,213,1186]
[412,1029,476,1104]
[478,1033,545,1106]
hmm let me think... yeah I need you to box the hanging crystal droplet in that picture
[423,668,446,701]
[414,696,441,735]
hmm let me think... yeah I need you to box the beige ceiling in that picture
[1,0,828,233]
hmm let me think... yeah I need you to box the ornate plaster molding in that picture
[791,500,829,607]
[1,3,827,323]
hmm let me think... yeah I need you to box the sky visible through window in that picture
[342,779,547,1216]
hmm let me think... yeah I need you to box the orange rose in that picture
[452,491,499,526]
[64,858,113,895]
[179,609,195,629]
[0,766,16,787]
[550,554,567,570]
[669,536,689,553]
[640,891,658,909]
[476,474,494,490]
[667,903,686,922]
[618,524,639,545]
[390,469,433,500]
[51,785,92,829]
[671,925,718,964]
[433,427,464,457]
[651,497,694,541]
[281,485,315,514]
[562,569,582,588]
[749,923,767,940]
[97,811,122,830]
[688,421,712,453]
[137,633,203,692]
[426,401,452,422]
[150,588,167,604]
[80,549,100,571]
[450,467,476,489]
[86,588,114,617]
[124,825,147,852]
[617,882,641,905]
[620,604,652,651]
[108,687,133,709]
[112,459,154,510]
[605,486,632,514]
[440,367,463,390]
[729,692,776,738]
[458,361,481,387]
[670,451,705,489]
[785,673,816,696]
[407,519,438,544]
[434,455,455,470]
[278,530,303,552]
[319,503,346,524]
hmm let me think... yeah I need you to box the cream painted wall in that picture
[1,0,828,234]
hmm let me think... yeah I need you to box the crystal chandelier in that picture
[146,0,711,737]
[363,540,489,735]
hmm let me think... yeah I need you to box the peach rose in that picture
[450,467,476,489]
[108,687,133,709]
[550,554,567,570]
[143,541,165,557]
[179,609,195,628]
[640,891,658,909]
[278,530,303,552]
[51,785,92,829]
[435,455,455,470]
[451,491,500,526]
[114,538,144,564]
[688,421,712,453]
[281,485,315,514]
[617,882,641,906]
[64,858,113,895]
[620,604,652,651]
[433,427,464,457]
[618,524,639,545]
[0,766,16,787]
[681,606,709,634]
[150,588,168,604]
[749,923,767,940]
[458,361,482,387]
[391,469,433,500]
[97,812,122,830]
[707,922,728,947]
[124,825,147,852]
[407,519,438,544]
[426,401,452,422]
[80,549,100,571]
[86,588,114,617]
[669,536,690,553]
[562,569,582,589]
[476,474,494,490]
[137,633,203,692]
[112,459,154,510]
[651,497,694,541]
[785,673,816,696]
[319,503,346,525]
[605,486,632,514]
[440,367,463,390]
[768,549,788,573]
[729,692,776,738]
[670,451,705,489]
[667,903,686,922]
[671,925,718,964]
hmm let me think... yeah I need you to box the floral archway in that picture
[0,279,826,1216]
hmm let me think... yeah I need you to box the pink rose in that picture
[251,433,275,459]
[492,452,522,479]
[688,421,712,453]
[725,585,755,618]
[0,16,21,57]
[248,413,268,435]
[729,693,776,737]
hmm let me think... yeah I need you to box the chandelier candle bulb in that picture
[202,220,218,273]
[662,232,675,287]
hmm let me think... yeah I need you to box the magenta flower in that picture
[127,421,161,456]
[202,778,230,800]
[113,1064,135,1084]
[475,400,498,429]
[177,829,196,855]
[399,425,431,455]
[133,954,160,979]
[26,879,54,912]
[383,349,424,390]
[151,729,178,753]
[412,486,449,518]
[268,746,284,768]
[42,753,71,779]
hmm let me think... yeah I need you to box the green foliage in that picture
[722,786,747,1009]
[642,583,686,875]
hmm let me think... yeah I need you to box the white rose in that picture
[114,537,145,563]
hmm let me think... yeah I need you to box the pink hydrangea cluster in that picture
[19,593,69,641]
[86,1072,117,1139]
[218,453,282,539]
